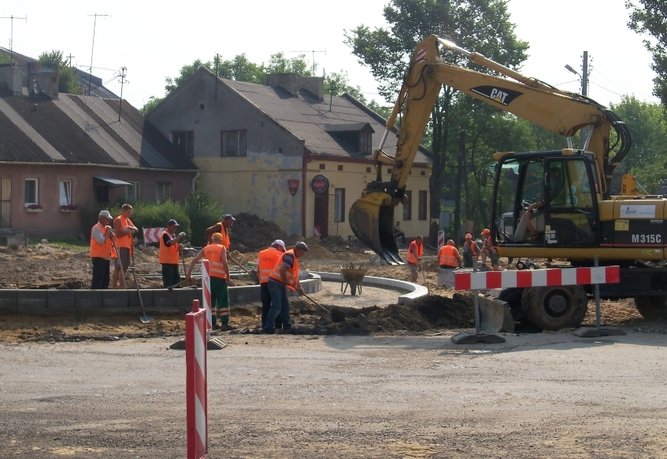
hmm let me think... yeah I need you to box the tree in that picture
[626,0,667,109]
[611,95,667,192]
[38,50,79,94]
[345,0,528,241]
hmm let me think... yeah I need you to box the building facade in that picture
[148,69,432,240]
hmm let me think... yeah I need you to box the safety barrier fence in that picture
[186,298,208,459]
[454,265,620,290]
[451,265,621,343]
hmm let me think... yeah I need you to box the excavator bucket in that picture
[349,192,404,265]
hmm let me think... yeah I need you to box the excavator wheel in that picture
[521,285,588,331]
[634,296,667,321]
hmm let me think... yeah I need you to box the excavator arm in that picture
[349,34,630,264]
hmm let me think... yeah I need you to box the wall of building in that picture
[0,164,194,239]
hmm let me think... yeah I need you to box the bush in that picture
[186,192,223,247]
[131,201,190,241]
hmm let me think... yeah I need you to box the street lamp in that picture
[564,64,583,95]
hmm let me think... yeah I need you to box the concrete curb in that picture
[0,271,428,314]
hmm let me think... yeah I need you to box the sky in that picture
[0,0,659,110]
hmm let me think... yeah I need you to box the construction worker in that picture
[159,219,186,288]
[406,235,424,283]
[111,203,138,288]
[437,239,461,288]
[263,241,309,334]
[205,213,235,248]
[257,239,286,328]
[438,239,461,268]
[480,228,500,271]
[90,210,116,289]
[186,232,232,330]
[462,232,480,268]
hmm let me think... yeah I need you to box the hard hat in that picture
[271,239,286,250]
[294,241,309,251]
[481,228,491,236]
[98,210,112,219]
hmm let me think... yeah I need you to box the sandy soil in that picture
[0,239,663,343]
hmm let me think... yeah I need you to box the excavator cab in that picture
[492,150,600,253]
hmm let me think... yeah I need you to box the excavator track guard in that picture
[349,192,404,265]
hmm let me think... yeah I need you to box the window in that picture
[125,181,141,202]
[402,190,412,221]
[337,165,343,171]
[24,178,38,207]
[221,129,247,157]
[334,188,345,222]
[58,180,73,206]
[418,190,427,220]
[171,130,194,157]
[360,132,372,154]
[156,182,171,203]
[0,178,11,227]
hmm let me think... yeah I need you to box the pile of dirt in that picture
[231,212,288,252]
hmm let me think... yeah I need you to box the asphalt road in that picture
[1,331,666,458]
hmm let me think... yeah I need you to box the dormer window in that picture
[325,122,374,155]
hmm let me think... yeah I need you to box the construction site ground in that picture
[1,236,666,457]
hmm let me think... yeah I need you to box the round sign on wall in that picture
[311,174,329,194]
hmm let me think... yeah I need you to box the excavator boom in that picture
[349,34,630,263]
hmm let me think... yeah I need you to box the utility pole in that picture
[0,15,27,65]
[66,53,76,67]
[565,51,590,97]
[87,13,110,95]
[290,49,326,75]
[117,67,128,122]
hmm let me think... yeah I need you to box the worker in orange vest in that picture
[187,232,232,329]
[406,235,424,283]
[438,239,461,269]
[205,213,235,248]
[263,241,309,333]
[480,228,500,271]
[159,219,186,288]
[90,209,116,289]
[256,239,286,328]
[111,203,138,288]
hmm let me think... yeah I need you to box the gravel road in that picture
[1,330,666,458]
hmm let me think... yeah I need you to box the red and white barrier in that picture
[200,259,212,331]
[186,299,208,459]
[142,227,165,245]
[454,266,620,290]
[437,230,445,249]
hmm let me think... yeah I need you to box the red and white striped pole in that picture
[200,259,212,332]
[186,299,208,459]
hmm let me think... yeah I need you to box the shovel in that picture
[129,264,153,324]
[302,292,345,323]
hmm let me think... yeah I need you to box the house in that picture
[147,68,432,240]
[0,59,197,240]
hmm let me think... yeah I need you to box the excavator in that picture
[349,34,667,330]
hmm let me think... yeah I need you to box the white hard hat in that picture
[271,239,286,250]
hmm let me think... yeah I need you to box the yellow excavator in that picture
[350,34,667,329]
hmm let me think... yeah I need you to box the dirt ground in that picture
[2,233,667,458]
[0,235,663,343]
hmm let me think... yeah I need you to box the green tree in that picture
[611,95,667,192]
[345,0,528,240]
[38,50,79,94]
[626,0,667,108]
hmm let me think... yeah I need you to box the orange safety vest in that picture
[406,241,424,265]
[89,222,115,259]
[158,230,180,264]
[438,245,460,268]
[203,243,228,280]
[257,246,283,284]
[210,222,231,249]
[268,249,300,291]
[114,214,134,249]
